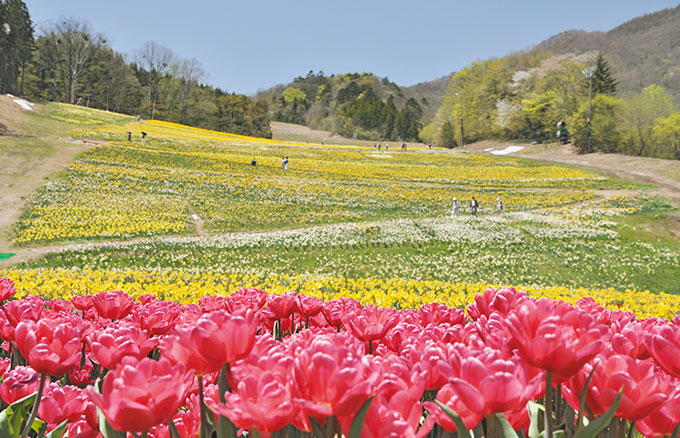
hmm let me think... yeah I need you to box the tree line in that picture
[259,71,423,142]
[425,51,680,160]
[0,1,271,138]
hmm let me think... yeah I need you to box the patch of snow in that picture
[484,147,494,152]
[490,146,524,155]
[6,94,14,97]
[367,154,392,158]
[13,98,34,111]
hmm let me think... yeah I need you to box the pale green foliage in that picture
[621,85,674,156]
[282,87,307,105]
[652,112,680,158]
[570,94,623,153]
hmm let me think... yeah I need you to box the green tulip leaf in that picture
[168,419,183,438]
[576,366,597,433]
[215,415,237,438]
[434,400,472,438]
[44,420,68,438]
[671,423,680,438]
[0,392,38,438]
[528,401,545,438]
[574,387,623,438]
[348,396,374,438]
[251,429,262,438]
[96,407,126,438]
[493,413,520,438]
[309,417,328,438]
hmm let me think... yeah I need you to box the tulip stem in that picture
[20,373,47,438]
[142,431,149,438]
[627,421,636,438]
[545,372,554,438]
[487,414,496,438]
[555,383,562,426]
[198,375,210,438]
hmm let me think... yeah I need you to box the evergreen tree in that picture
[591,52,618,96]
[0,0,34,94]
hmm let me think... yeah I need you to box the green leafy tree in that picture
[652,112,680,159]
[621,84,674,156]
[281,87,307,105]
[570,94,623,153]
[437,120,457,148]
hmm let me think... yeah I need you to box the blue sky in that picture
[24,0,680,95]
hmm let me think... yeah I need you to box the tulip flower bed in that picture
[1,277,679,438]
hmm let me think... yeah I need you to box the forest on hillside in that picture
[424,49,680,160]
[0,0,271,138]
[254,71,448,142]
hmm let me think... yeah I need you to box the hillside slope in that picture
[536,5,680,101]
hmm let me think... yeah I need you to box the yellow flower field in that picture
[1,268,677,319]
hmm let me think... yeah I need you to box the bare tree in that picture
[134,41,174,119]
[178,57,206,123]
[40,18,101,104]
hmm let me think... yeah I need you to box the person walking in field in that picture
[470,196,479,217]
[284,157,289,170]
[451,197,459,217]
[281,157,286,169]
[496,197,504,213]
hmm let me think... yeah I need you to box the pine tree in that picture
[0,0,34,94]
[591,52,618,96]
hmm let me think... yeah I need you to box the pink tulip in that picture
[292,332,379,422]
[0,365,44,404]
[87,323,157,370]
[646,323,680,378]
[190,309,258,369]
[15,317,83,376]
[467,287,528,321]
[506,298,608,381]
[210,371,299,437]
[91,290,135,320]
[38,383,89,430]
[0,277,16,302]
[563,350,672,421]
[87,357,194,433]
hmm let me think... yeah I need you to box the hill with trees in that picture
[0,1,271,138]
[424,4,680,159]
[255,71,448,142]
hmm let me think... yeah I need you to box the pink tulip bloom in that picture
[0,365,44,404]
[92,290,136,320]
[88,323,157,370]
[563,350,671,421]
[87,357,194,433]
[15,317,84,376]
[0,277,16,302]
[506,298,608,381]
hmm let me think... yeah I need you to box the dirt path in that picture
[0,95,102,264]
[467,140,680,206]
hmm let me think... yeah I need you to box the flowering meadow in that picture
[1,278,680,438]
[15,105,602,245]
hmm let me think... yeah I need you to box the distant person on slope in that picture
[470,197,479,217]
[496,197,504,213]
[284,157,289,170]
[451,197,459,217]
[281,157,286,169]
